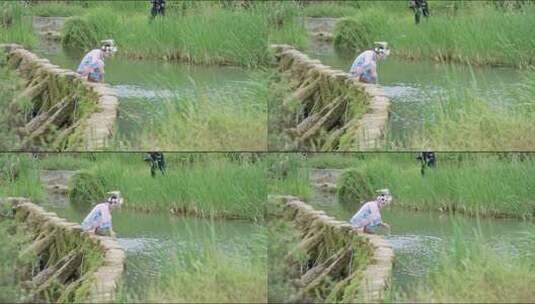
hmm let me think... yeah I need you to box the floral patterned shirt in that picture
[349,50,378,84]
[76,49,105,82]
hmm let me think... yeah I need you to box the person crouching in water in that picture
[76,39,118,83]
[350,189,392,234]
[81,191,123,236]
[349,42,390,84]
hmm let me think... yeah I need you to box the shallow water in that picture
[33,46,251,146]
[306,43,524,143]
[40,192,263,299]
[309,189,532,293]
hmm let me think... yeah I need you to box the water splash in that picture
[386,234,443,279]
[113,84,182,100]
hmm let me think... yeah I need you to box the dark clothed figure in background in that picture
[145,152,166,177]
[410,0,429,24]
[150,0,165,18]
[417,151,436,176]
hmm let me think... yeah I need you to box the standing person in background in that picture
[76,39,117,83]
[417,151,436,176]
[349,42,390,84]
[150,0,166,18]
[410,0,430,24]
[144,152,166,177]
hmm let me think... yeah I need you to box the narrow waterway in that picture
[33,46,251,146]
[39,170,264,300]
[305,41,524,144]
[30,16,253,147]
[309,169,533,294]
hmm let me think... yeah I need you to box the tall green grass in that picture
[303,2,360,17]
[335,3,535,67]
[137,228,267,303]
[0,154,45,202]
[333,153,535,219]
[38,154,95,170]
[68,154,266,221]
[267,211,303,303]
[0,2,38,48]
[2,154,266,220]
[267,153,312,201]
[398,225,535,302]
[0,60,26,150]
[0,219,32,302]
[401,70,535,150]
[28,2,85,17]
[59,1,308,66]
[261,1,310,50]
[64,6,268,67]
[125,77,267,151]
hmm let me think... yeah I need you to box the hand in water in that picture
[382,223,392,235]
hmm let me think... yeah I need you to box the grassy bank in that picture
[305,153,535,219]
[0,153,266,221]
[62,153,266,221]
[398,226,535,302]
[334,2,535,68]
[55,1,308,67]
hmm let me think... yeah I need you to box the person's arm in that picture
[369,61,378,84]
[98,61,105,83]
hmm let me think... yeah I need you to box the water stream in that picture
[310,187,533,294]
[32,41,251,146]
[306,42,524,143]
[39,170,263,299]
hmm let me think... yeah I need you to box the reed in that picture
[122,76,267,151]
[334,2,535,68]
[0,154,46,202]
[329,153,535,219]
[398,225,535,302]
[0,2,38,48]
[139,227,267,303]
[67,153,266,221]
[57,1,308,66]
[401,70,535,150]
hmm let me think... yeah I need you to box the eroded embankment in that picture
[270,195,393,302]
[0,197,124,303]
[270,44,390,150]
[0,43,118,150]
